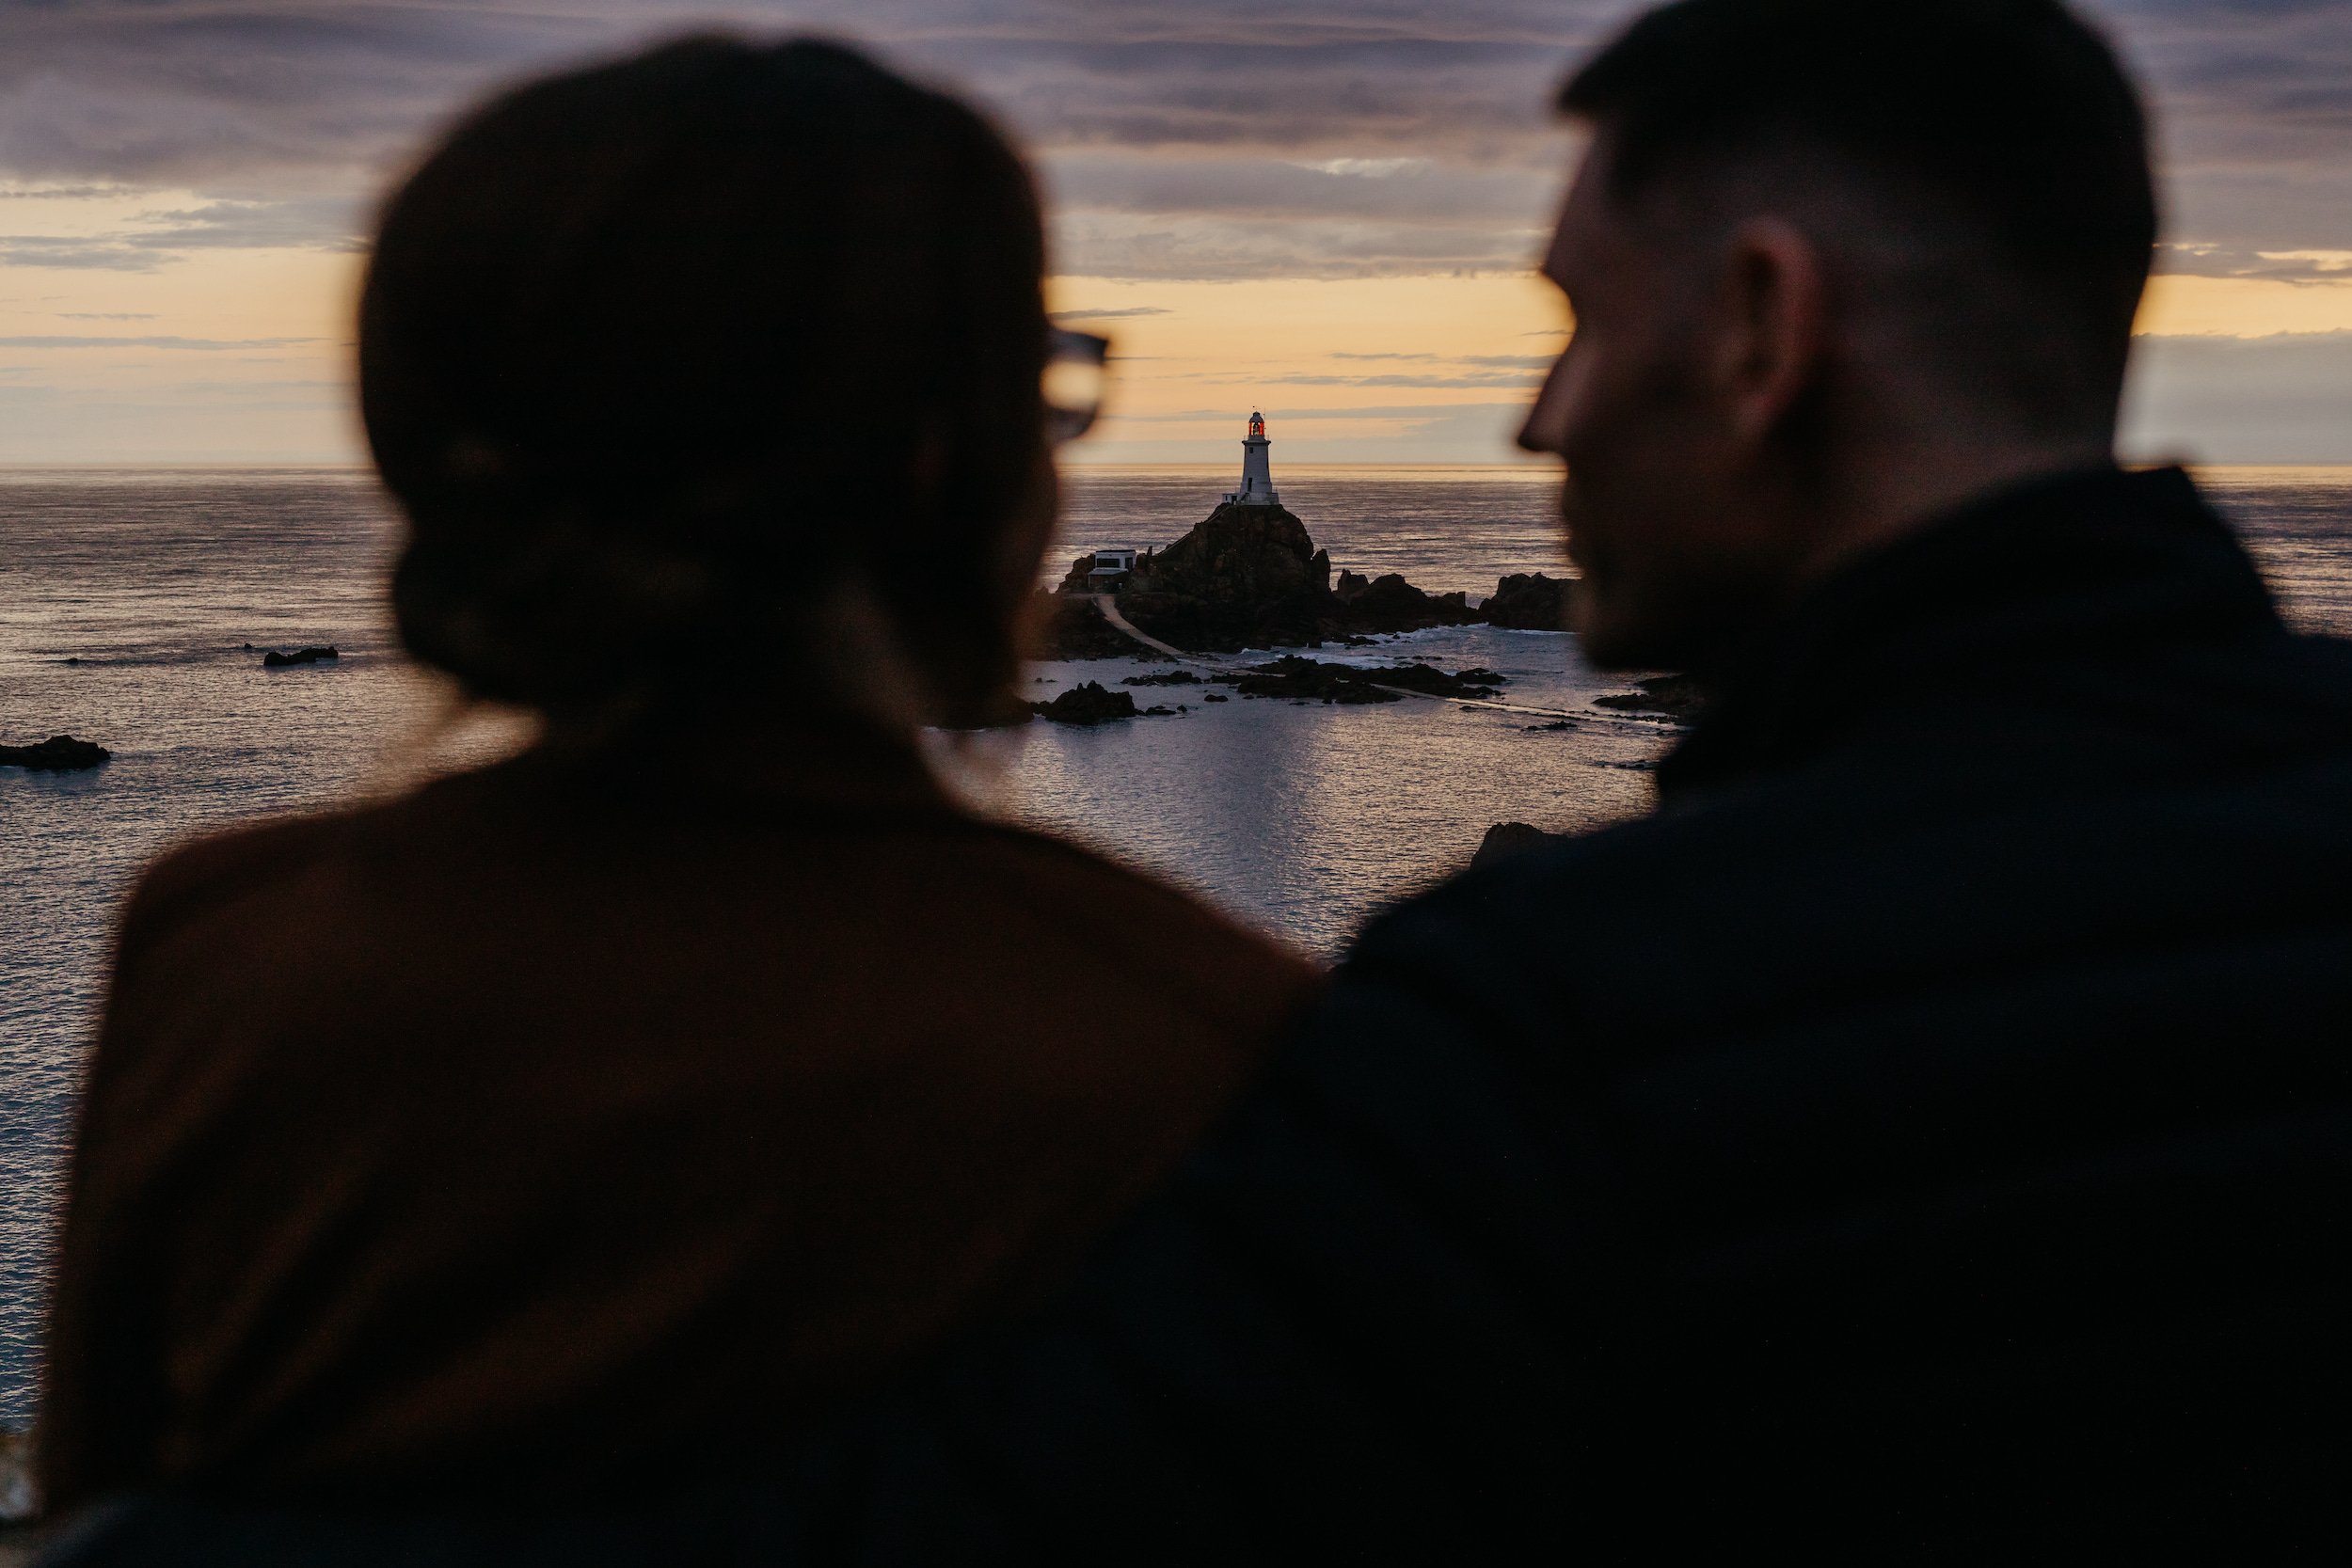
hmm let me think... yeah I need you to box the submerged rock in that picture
[1471,821,1572,868]
[1032,682,1141,725]
[1121,670,1203,687]
[262,644,339,668]
[1593,673,1711,722]
[1374,662,1505,699]
[1217,657,1504,705]
[1484,572,1571,631]
[0,734,112,770]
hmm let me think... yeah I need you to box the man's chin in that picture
[1570,587,1699,672]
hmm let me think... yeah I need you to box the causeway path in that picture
[1086,594,1219,666]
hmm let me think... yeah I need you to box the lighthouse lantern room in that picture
[1222,410,1280,507]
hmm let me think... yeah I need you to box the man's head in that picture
[1520,0,2157,669]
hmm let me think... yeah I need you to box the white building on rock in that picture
[1222,411,1280,507]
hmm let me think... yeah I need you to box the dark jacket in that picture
[44,467,2352,1562]
[37,719,1317,1515]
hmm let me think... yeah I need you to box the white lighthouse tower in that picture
[1222,410,1280,507]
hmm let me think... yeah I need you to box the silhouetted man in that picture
[796,1,2352,1558]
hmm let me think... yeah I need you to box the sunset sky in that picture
[1,0,2348,466]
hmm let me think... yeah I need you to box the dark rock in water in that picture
[1112,502,1332,653]
[1142,502,1327,604]
[1121,670,1202,687]
[1029,594,1137,660]
[1485,572,1571,631]
[1371,662,1505,699]
[1220,657,1402,704]
[1141,705,1179,717]
[955,689,1038,729]
[262,644,339,668]
[1593,673,1710,722]
[1216,656,1503,705]
[1523,719,1577,732]
[1048,501,1503,656]
[1202,692,1229,703]
[1,735,112,770]
[1031,681,1140,725]
[1336,573,1482,637]
[1472,821,1572,868]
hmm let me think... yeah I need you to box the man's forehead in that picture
[1545,128,1617,283]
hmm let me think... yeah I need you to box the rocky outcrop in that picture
[1028,594,1140,660]
[959,689,1038,729]
[1593,673,1710,722]
[1110,502,1333,653]
[1484,573,1570,631]
[1336,574,1481,637]
[262,645,339,668]
[1471,821,1572,868]
[1216,657,1505,705]
[1120,671,1202,687]
[0,735,111,770]
[1057,499,1583,656]
[1032,681,1141,725]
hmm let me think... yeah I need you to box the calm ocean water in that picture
[4,462,2350,1430]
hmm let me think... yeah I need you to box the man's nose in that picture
[1518,350,1571,454]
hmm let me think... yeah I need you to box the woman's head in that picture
[362,37,1051,729]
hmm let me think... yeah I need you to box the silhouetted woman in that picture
[38,37,1313,1528]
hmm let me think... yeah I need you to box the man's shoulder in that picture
[1346,682,2352,1023]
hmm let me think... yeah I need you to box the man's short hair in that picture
[1562,0,2157,417]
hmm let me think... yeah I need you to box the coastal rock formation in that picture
[1336,573,1482,637]
[1057,499,1567,657]
[1032,681,1141,725]
[1112,502,1333,653]
[1471,821,1572,868]
[1485,572,1571,631]
[262,645,339,668]
[1029,594,1138,660]
[1217,657,1505,705]
[960,689,1037,729]
[0,735,112,770]
[1121,671,1202,687]
[1593,673,1710,722]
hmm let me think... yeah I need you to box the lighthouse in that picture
[1222,410,1280,507]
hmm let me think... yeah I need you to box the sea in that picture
[5,461,2352,1433]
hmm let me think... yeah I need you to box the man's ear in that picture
[1715,217,1826,446]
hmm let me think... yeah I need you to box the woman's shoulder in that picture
[115,766,502,958]
[119,807,365,958]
